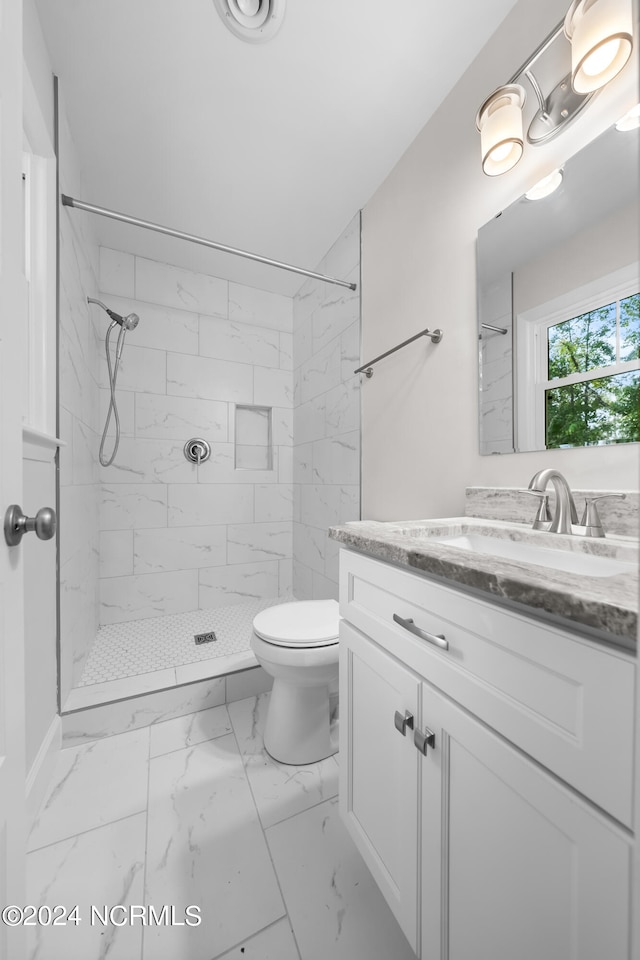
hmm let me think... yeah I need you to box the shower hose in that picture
[99,320,128,467]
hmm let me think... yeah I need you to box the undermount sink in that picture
[428,532,636,579]
[377,518,637,580]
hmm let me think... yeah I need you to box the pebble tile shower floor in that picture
[26,693,416,960]
[79,599,285,685]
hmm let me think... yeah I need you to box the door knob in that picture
[4,504,57,547]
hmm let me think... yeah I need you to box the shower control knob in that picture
[184,438,211,465]
[4,504,57,547]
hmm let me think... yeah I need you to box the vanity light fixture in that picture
[476,85,527,176]
[615,102,640,130]
[476,0,634,175]
[525,168,564,200]
[564,0,633,94]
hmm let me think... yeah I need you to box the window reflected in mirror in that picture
[544,290,639,448]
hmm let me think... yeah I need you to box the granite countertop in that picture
[329,517,638,649]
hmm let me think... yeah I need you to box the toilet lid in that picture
[253,599,339,648]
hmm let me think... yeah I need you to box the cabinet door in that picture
[339,621,422,953]
[420,683,631,960]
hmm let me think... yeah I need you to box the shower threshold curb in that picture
[60,662,273,747]
[62,649,259,714]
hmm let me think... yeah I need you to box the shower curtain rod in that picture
[61,195,357,291]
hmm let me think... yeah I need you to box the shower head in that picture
[87,297,140,331]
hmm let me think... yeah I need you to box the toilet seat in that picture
[253,599,339,648]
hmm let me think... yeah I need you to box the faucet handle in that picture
[524,490,552,529]
[580,494,626,538]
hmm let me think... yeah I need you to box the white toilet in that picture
[251,599,340,765]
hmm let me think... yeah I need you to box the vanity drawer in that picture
[339,549,635,826]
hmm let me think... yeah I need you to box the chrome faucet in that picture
[527,469,578,534]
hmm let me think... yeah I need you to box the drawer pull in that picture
[394,710,414,736]
[414,727,436,756]
[393,613,449,651]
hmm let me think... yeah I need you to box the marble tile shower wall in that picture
[292,214,361,600]
[58,110,101,699]
[479,275,513,455]
[96,249,294,624]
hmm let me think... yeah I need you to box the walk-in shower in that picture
[87,297,140,467]
[58,199,361,721]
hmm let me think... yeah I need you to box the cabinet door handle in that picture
[394,710,414,736]
[414,727,436,756]
[393,613,449,651]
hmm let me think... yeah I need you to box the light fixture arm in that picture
[523,69,550,120]
[504,16,594,148]
[507,20,565,86]
[510,20,575,130]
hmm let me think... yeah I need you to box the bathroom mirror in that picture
[477,121,639,455]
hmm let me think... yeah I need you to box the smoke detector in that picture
[213,0,286,43]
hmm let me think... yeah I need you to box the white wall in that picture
[515,203,638,314]
[96,250,293,623]
[23,0,54,142]
[361,0,639,520]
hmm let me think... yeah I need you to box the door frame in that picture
[0,1,28,957]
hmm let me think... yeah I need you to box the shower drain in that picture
[194,631,218,645]
[212,0,286,43]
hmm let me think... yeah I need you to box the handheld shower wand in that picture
[88,297,139,330]
[88,297,140,466]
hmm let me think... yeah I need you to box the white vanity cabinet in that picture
[339,550,635,960]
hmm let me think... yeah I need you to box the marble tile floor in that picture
[27,693,416,960]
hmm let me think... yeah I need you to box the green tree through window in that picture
[620,293,640,361]
[546,371,639,447]
[547,302,617,378]
[545,292,639,448]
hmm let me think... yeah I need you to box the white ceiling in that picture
[36,0,521,295]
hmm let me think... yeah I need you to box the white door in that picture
[339,621,421,953]
[0,0,28,958]
[420,684,632,960]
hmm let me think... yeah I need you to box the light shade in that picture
[525,168,564,200]
[616,103,640,130]
[564,0,633,94]
[475,85,526,177]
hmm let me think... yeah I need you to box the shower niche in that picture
[234,405,273,471]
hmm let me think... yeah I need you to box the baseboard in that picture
[26,715,61,832]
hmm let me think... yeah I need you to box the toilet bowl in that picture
[251,599,340,765]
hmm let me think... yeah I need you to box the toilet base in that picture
[263,678,338,765]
